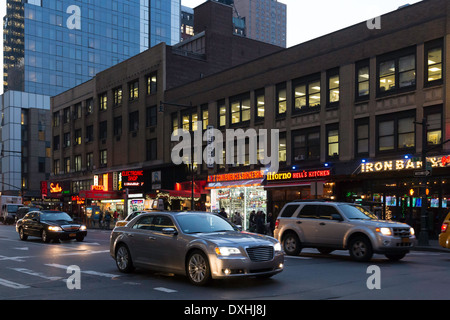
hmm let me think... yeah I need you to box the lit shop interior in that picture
[207,173,267,231]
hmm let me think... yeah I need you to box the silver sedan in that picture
[110,211,284,285]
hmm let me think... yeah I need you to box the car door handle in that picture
[296,221,302,224]
[319,222,326,226]
[148,237,156,241]
[125,233,134,237]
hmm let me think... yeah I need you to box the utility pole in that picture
[415,118,429,246]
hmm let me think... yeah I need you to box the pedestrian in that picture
[104,211,111,230]
[113,210,119,225]
[249,210,256,232]
[219,207,228,220]
[234,212,242,226]
[98,211,103,229]
[256,211,265,234]
[267,212,275,236]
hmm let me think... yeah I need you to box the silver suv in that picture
[274,201,416,261]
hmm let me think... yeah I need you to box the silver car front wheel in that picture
[187,251,211,286]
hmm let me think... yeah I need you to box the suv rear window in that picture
[280,205,299,217]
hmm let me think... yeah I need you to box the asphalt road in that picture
[0,224,448,303]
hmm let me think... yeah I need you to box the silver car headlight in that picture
[215,247,241,256]
[274,242,282,252]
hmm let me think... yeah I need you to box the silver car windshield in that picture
[176,213,235,234]
[338,205,376,220]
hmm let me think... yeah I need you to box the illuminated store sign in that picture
[122,170,144,187]
[207,170,264,182]
[360,154,450,173]
[266,169,331,181]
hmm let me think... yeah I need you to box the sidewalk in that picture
[413,239,450,253]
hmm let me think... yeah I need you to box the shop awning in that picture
[205,179,264,190]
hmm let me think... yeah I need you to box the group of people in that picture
[90,210,120,229]
[218,208,275,236]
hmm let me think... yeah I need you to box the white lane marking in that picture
[45,263,120,278]
[10,268,63,281]
[0,278,30,289]
[285,256,312,260]
[13,247,29,251]
[154,287,177,293]
[0,255,31,262]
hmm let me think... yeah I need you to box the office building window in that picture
[356,60,370,99]
[425,39,443,85]
[129,80,139,101]
[113,87,123,106]
[129,111,139,132]
[378,48,416,95]
[100,150,107,167]
[327,69,339,106]
[230,94,250,125]
[63,107,70,123]
[53,111,60,127]
[74,155,82,172]
[425,106,443,147]
[292,128,320,162]
[114,116,122,136]
[64,157,70,173]
[86,98,94,115]
[279,132,286,163]
[53,159,60,175]
[201,105,208,130]
[276,83,287,117]
[63,132,71,148]
[86,153,93,171]
[74,129,82,145]
[53,135,60,150]
[377,112,415,152]
[327,125,339,158]
[255,89,265,122]
[74,103,82,119]
[182,111,198,132]
[99,93,108,111]
[99,121,107,140]
[146,106,157,127]
[147,73,157,95]
[293,75,320,113]
[172,112,179,136]
[218,100,226,128]
[86,125,94,142]
[355,118,369,155]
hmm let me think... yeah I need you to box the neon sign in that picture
[266,169,331,181]
[50,183,62,193]
[360,154,450,173]
[207,171,264,182]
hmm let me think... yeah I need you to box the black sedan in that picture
[16,210,87,243]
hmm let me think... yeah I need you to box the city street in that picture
[0,224,448,303]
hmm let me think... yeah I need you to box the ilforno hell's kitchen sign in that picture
[360,154,450,173]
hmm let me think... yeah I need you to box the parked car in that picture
[274,201,416,261]
[1,203,24,224]
[16,210,87,243]
[439,212,450,249]
[110,211,284,285]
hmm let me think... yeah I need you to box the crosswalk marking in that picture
[45,263,120,278]
[154,287,177,293]
[0,278,30,289]
[10,267,63,281]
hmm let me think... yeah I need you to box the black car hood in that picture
[42,220,81,227]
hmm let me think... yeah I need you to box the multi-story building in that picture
[50,0,282,217]
[51,0,450,237]
[232,0,286,48]
[1,0,181,200]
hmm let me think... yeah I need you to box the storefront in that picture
[206,170,266,230]
[353,154,450,237]
[264,168,334,218]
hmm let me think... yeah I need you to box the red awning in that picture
[205,178,264,190]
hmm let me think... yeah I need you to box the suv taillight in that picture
[275,219,279,229]
[441,223,448,233]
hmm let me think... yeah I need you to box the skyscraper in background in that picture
[3,0,180,96]
[0,0,181,198]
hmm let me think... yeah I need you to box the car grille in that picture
[61,225,79,231]
[246,246,274,262]
[393,228,410,237]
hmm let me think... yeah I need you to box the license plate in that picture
[69,233,76,237]
[401,237,410,243]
